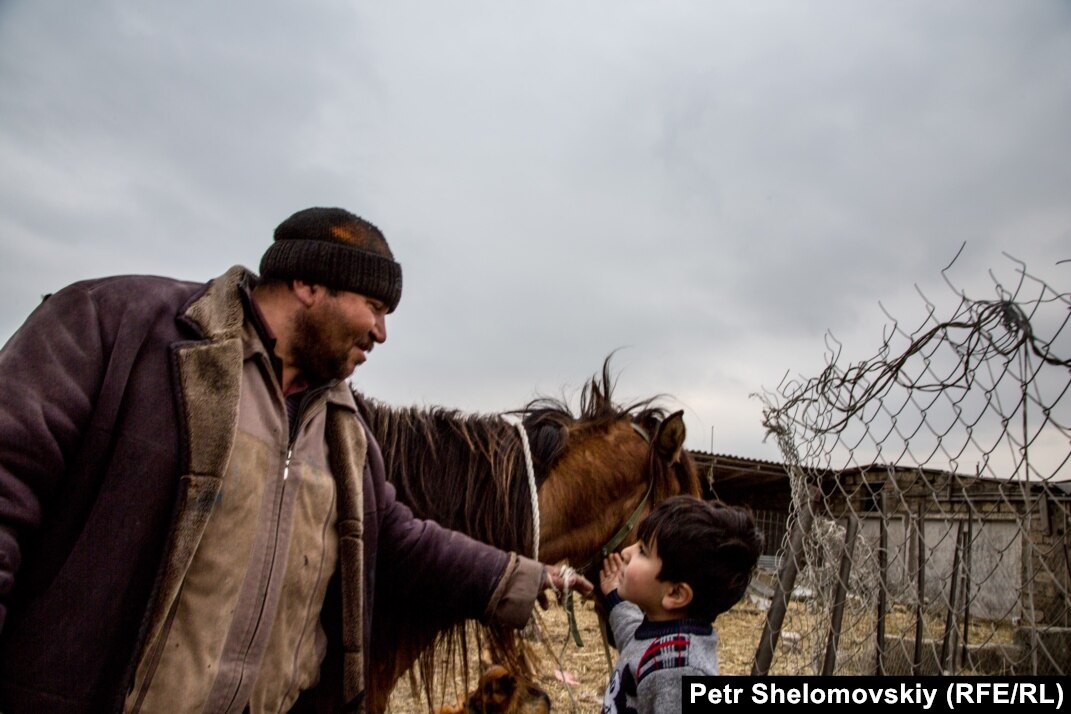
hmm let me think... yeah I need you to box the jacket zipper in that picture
[221,386,328,712]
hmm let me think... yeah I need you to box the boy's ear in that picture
[662,581,693,613]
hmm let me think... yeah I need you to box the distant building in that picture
[690,451,1070,627]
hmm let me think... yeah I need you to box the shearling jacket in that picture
[0,267,536,713]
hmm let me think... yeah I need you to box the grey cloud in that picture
[1,0,1068,459]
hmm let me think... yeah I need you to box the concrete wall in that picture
[857,515,1022,621]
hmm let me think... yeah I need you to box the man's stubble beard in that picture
[290,306,360,384]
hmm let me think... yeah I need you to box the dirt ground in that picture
[386,596,768,713]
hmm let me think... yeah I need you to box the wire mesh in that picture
[756,254,1070,676]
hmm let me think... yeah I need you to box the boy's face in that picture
[617,538,678,620]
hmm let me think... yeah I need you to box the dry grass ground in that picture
[386,596,1020,711]
[386,597,768,713]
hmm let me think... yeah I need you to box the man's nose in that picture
[372,314,387,343]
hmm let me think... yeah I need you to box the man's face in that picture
[291,288,388,383]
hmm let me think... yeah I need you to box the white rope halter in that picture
[503,414,540,561]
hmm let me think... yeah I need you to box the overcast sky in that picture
[2,1,1069,464]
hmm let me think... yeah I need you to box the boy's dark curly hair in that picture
[636,496,764,622]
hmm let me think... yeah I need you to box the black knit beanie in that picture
[259,207,402,312]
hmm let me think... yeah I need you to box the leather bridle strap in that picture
[574,479,653,575]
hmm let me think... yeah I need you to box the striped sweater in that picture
[601,592,719,713]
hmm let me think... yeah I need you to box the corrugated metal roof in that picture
[686,449,1071,497]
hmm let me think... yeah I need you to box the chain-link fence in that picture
[753,255,1070,676]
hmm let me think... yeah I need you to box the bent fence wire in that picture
[753,255,1070,676]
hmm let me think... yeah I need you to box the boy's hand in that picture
[600,552,626,596]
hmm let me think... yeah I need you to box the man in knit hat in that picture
[0,207,589,713]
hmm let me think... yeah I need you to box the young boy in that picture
[599,496,763,713]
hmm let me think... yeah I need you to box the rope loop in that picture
[503,413,540,561]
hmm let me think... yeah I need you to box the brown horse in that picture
[357,359,702,711]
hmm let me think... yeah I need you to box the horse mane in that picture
[356,394,540,709]
[355,398,539,555]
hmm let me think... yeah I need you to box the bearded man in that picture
[0,207,588,713]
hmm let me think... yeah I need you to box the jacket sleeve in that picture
[0,284,107,631]
[369,472,544,628]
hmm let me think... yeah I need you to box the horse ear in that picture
[653,410,686,464]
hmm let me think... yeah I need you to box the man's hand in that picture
[538,564,594,608]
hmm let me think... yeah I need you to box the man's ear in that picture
[291,280,320,307]
[662,581,693,613]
